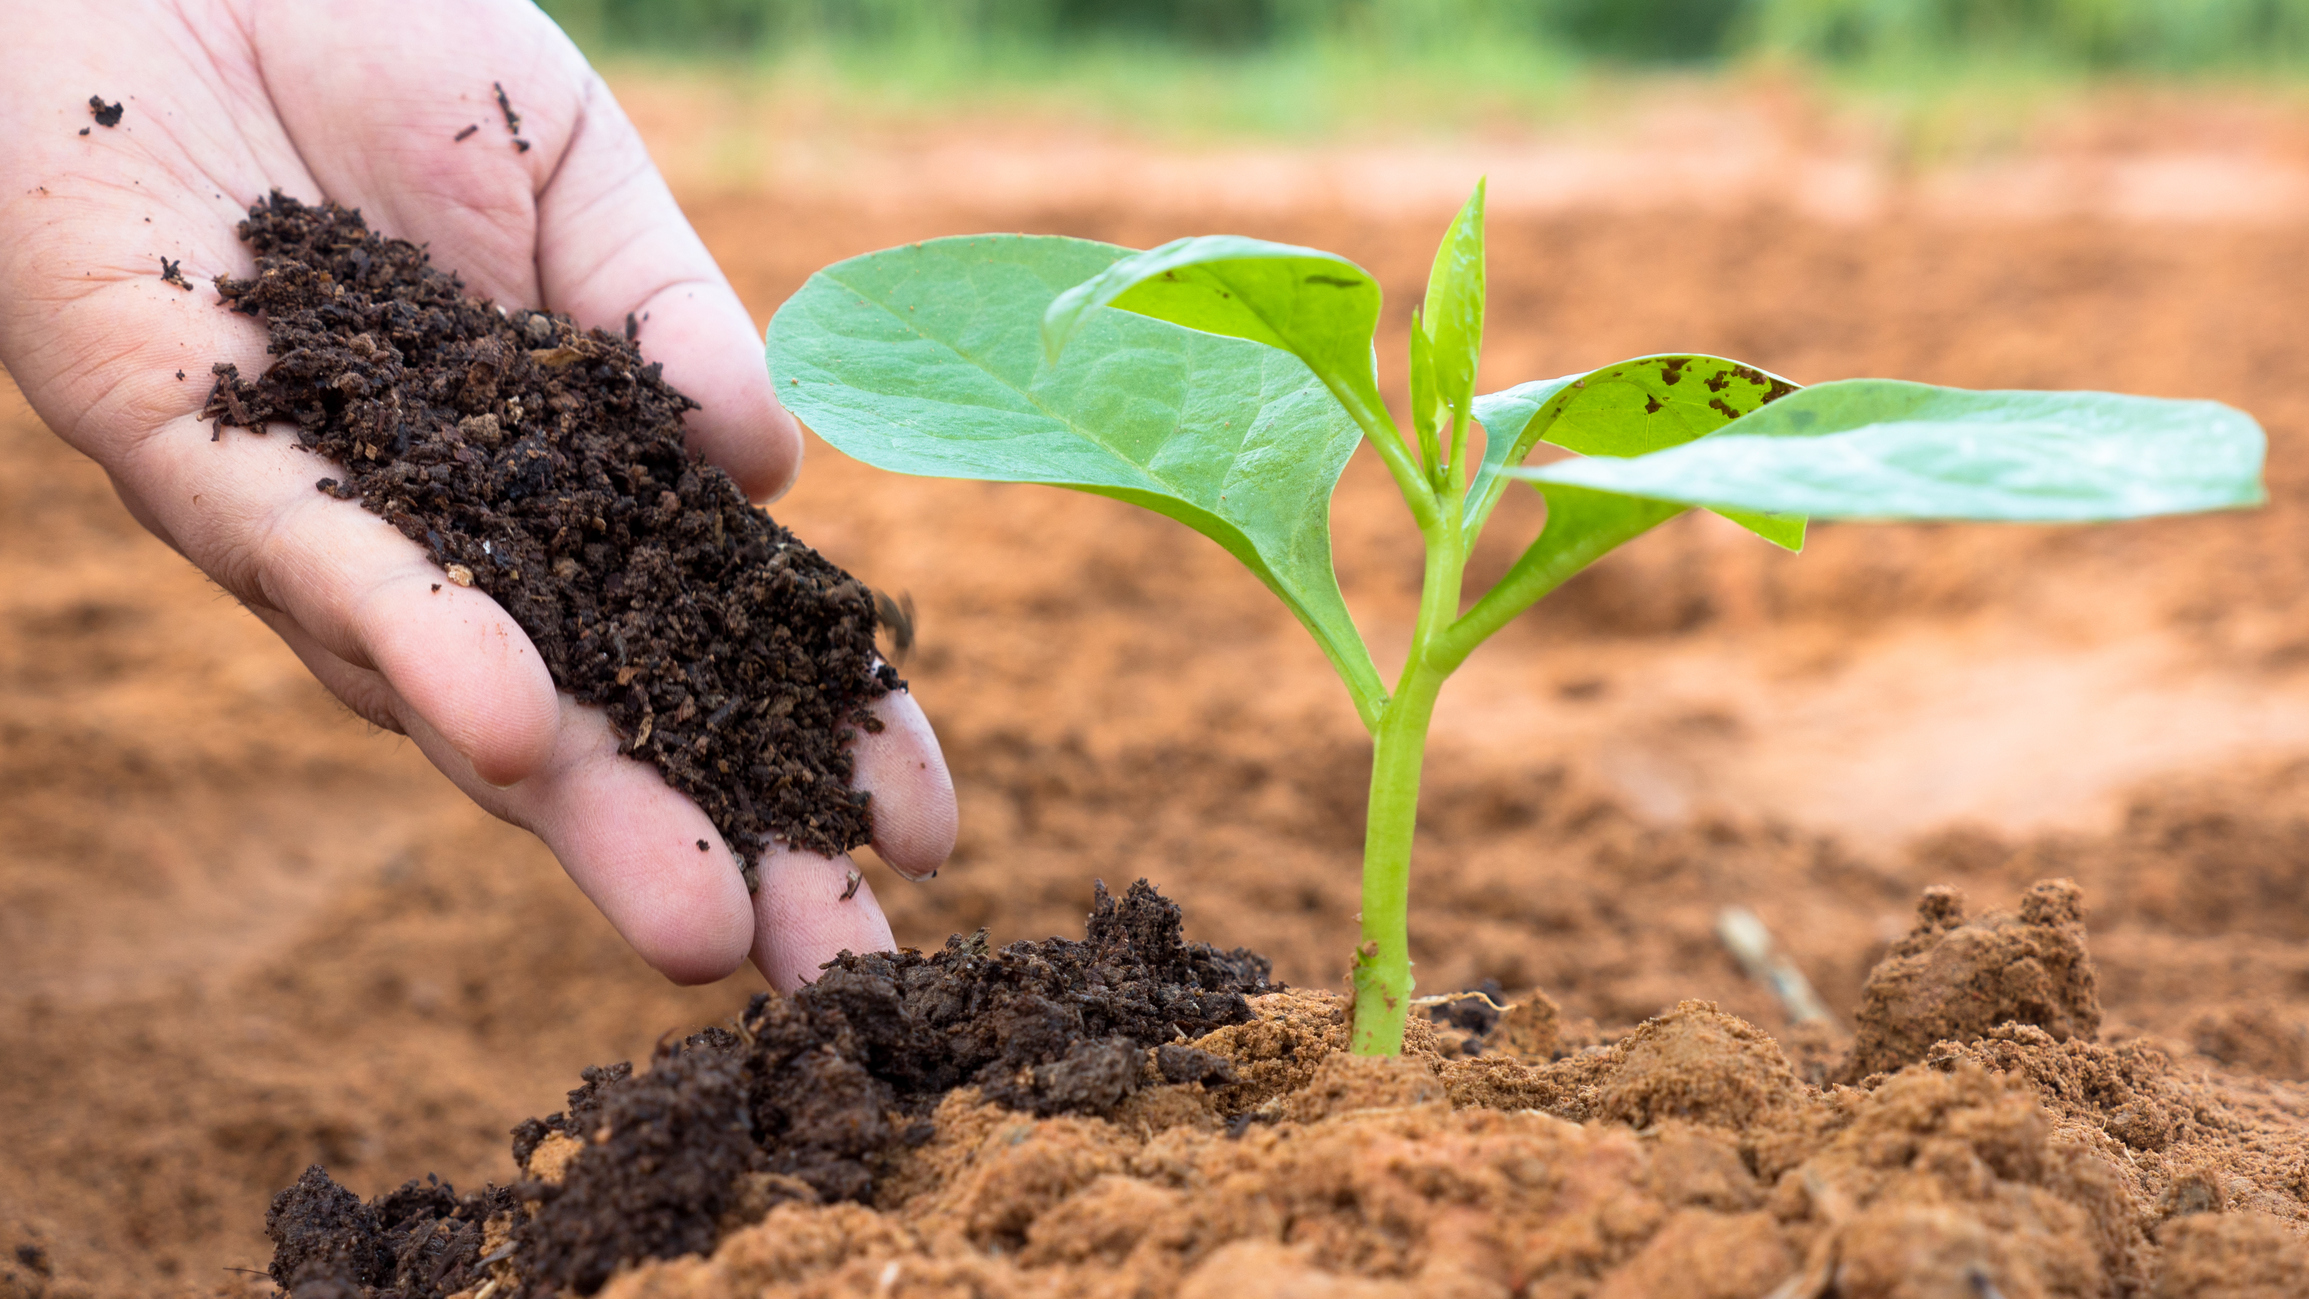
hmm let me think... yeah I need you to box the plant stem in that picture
[1350,510,1464,1054]
[1329,382,1438,531]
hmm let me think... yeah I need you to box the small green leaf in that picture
[1466,355,1804,546]
[1509,380,2267,521]
[1040,234,1388,430]
[769,234,1386,727]
[1421,179,1486,433]
[1409,307,1441,475]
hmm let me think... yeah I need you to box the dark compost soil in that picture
[264,881,1270,1299]
[200,194,894,865]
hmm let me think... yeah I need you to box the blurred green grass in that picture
[543,0,2309,136]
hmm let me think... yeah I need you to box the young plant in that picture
[766,183,2265,1056]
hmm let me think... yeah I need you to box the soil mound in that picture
[1846,878,2103,1081]
[265,880,1271,1299]
[201,194,892,864]
[260,880,2309,1299]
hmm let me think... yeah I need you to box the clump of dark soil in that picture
[265,879,1272,1299]
[201,194,893,863]
[266,1169,516,1299]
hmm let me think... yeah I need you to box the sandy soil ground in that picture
[7,86,2309,1296]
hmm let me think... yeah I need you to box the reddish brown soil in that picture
[8,105,2309,1298]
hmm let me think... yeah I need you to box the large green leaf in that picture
[1040,235,1389,432]
[1467,355,1805,547]
[1509,380,2267,520]
[768,233,1386,725]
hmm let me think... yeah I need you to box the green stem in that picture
[1328,379,1438,531]
[1350,508,1464,1054]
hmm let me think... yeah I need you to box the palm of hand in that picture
[0,0,956,990]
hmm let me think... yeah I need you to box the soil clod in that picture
[198,193,894,862]
[1845,877,2101,1081]
[86,96,121,127]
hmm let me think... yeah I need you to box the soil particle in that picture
[157,257,189,291]
[1845,879,2102,1081]
[198,193,893,861]
[453,124,479,143]
[1153,1043,1235,1086]
[492,81,532,153]
[86,96,121,128]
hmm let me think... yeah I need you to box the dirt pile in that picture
[203,194,892,864]
[263,881,1270,1299]
[255,879,2308,1299]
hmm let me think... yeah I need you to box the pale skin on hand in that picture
[0,0,959,990]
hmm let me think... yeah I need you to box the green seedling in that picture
[766,182,2265,1056]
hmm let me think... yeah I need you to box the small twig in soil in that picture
[453,123,479,142]
[159,256,191,290]
[1409,989,1508,1014]
[88,95,123,127]
[1717,906,1833,1025]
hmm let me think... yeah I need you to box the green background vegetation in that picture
[540,0,2309,72]
[537,0,2309,136]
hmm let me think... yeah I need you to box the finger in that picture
[127,411,559,788]
[252,0,802,501]
[528,80,800,500]
[385,689,759,985]
[750,847,895,993]
[854,689,959,881]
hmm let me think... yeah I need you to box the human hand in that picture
[0,0,957,990]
